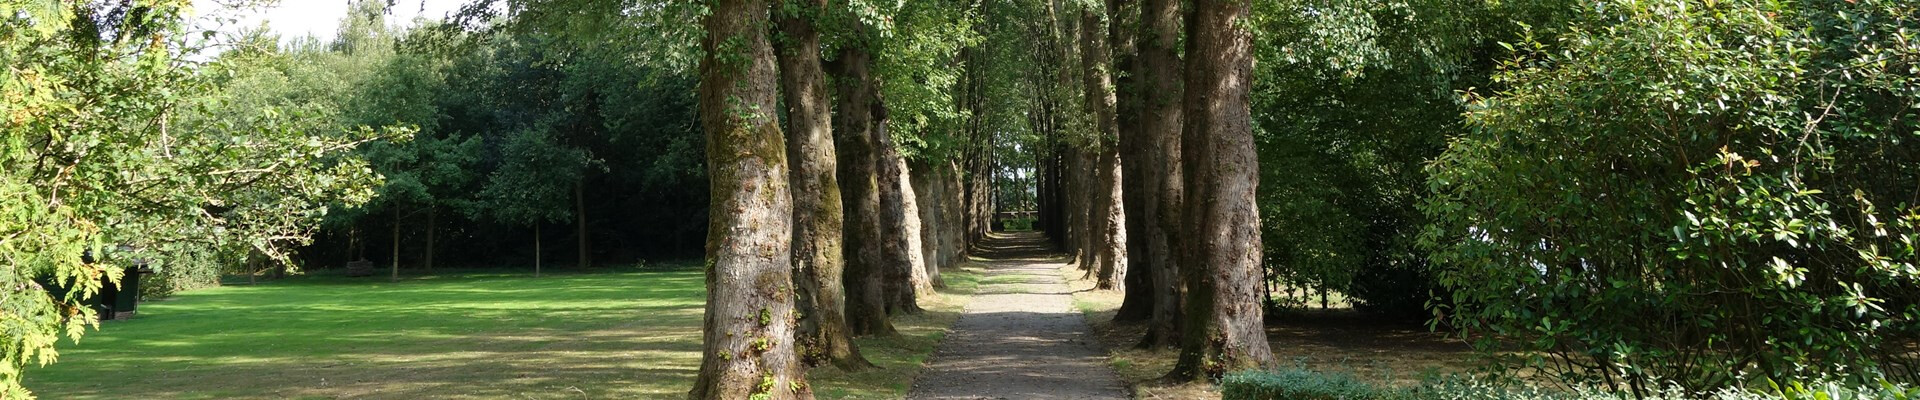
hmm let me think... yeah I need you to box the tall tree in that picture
[476,127,586,278]
[1079,1,1128,291]
[0,2,392,395]
[877,128,928,314]
[1132,0,1185,348]
[1110,0,1155,323]
[832,26,897,337]
[774,0,871,370]
[1168,0,1273,380]
[687,0,810,397]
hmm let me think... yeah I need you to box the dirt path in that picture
[908,232,1129,400]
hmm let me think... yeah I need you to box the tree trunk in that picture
[876,117,925,315]
[911,160,947,289]
[1110,0,1154,323]
[831,40,896,337]
[534,224,542,278]
[689,0,811,397]
[899,157,932,294]
[1135,0,1186,349]
[577,180,590,269]
[1092,147,1127,290]
[943,160,968,266]
[1167,0,1272,381]
[391,207,401,282]
[1081,5,1127,291]
[777,0,872,371]
[425,206,437,272]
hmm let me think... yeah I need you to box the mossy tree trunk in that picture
[776,0,872,371]
[831,39,897,337]
[1081,4,1128,291]
[1168,0,1273,381]
[688,0,811,397]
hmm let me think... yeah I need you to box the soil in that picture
[908,232,1130,400]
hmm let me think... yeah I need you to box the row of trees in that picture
[274,2,711,283]
[686,0,1002,395]
[1023,0,1920,394]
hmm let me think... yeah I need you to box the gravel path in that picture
[908,232,1129,400]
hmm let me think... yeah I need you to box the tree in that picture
[476,126,587,277]
[774,0,872,370]
[1128,0,1185,348]
[0,2,391,396]
[1422,0,1920,390]
[1168,0,1274,381]
[687,0,811,398]
[831,10,897,337]
[1079,0,1128,291]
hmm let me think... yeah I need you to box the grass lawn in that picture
[25,263,982,399]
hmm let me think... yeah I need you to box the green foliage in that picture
[0,1,393,396]
[1250,0,1474,316]
[1223,368,1920,400]
[1422,0,1920,390]
[477,125,587,226]
[1222,368,1406,400]
[873,0,979,161]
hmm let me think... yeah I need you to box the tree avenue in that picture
[8,0,1920,398]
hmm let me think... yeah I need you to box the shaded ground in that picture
[910,232,1129,400]
[1063,266,1479,399]
[27,264,983,399]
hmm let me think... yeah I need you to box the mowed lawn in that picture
[26,264,981,399]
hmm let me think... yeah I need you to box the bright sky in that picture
[192,0,474,43]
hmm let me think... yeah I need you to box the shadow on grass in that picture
[28,269,709,399]
[30,261,989,400]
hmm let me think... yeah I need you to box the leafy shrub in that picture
[1422,0,1920,389]
[1224,368,1920,400]
[1222,369,1411,400]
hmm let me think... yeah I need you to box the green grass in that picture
[25,264,983,399]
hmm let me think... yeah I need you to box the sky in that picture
[191,0,474,43]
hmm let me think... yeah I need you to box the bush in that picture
[1422,0,1920,389]
[1222,369,1411,400]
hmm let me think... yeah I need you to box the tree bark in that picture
[1110,0,1154,323]
[688,1,811,397]
[910,160,947,288]
[876,119,926,315]
[1134,0,1186,347]
[1167,0,1272,381]
[831,40,896,337]
[776,0,871,371]
[1081,5,1128,291]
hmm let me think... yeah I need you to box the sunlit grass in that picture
[26,263,981,399]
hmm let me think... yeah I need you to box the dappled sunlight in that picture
[911,232,1127,400]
